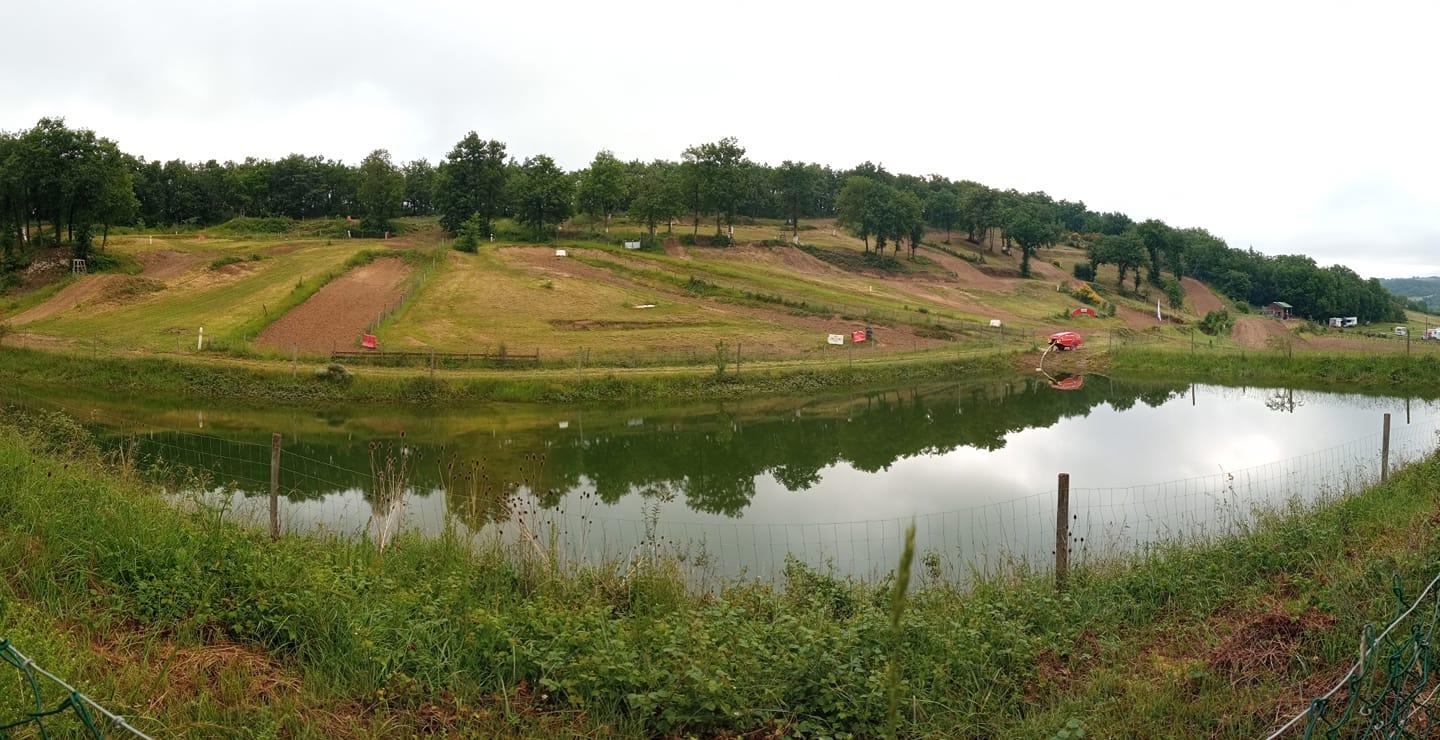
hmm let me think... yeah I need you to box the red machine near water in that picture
[1048,331,1084,351]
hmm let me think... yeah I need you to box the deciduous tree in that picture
[435,133,508,235]
[357,149,404,232]
[507,155,573,240]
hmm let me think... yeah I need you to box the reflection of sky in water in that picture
[32,381,1440,580]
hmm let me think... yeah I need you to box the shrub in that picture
[684,276,717,295]
[1161,277,1185,309]
[209,253,266,270]
[1198,309,1234,336]
[1069,282,1103,306]
[453,214,482,253]
[1072,263,1096,281]
[314,363,352,383]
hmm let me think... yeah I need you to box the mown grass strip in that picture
[1113,347,1440,397]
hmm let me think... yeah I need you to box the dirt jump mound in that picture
[256,257,411,354]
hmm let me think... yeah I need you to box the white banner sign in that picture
[624,241,642,250]
[827,333,845,345]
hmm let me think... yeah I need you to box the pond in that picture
[8,376,1439,582]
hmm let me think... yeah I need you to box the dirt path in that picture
[1232,316,1291,348]
[662,237,689,259]
[256,258,411,353]
[8,275,123,325]
[918,246,1014,292]
[1117,305,1162,330]
[137,250,210,281]
[1182,277,1224,315]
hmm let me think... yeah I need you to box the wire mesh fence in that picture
[1266,572,1440,739]
[0,639,151,739]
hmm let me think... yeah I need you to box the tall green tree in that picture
[357,149,404,232]
[1135,218,1173,285]
[434,133,508,235]
[628,161,684,237]
[835,176,884,251]
[774,160,821,237]
[896,189,925,258]
[507,155,573,240]
[958,183,999,247]
[684,137,747,240]
[924,184,961,242]
[1093,233,1147,289]
[401,159,435,216]
[575,150,629,229]
[1004,204,1061,277]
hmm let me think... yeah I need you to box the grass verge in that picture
[2,406,1439,736]
[0,343,1014,405]
[1113,347,1440,397]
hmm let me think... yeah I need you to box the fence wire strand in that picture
[0,639,151,739]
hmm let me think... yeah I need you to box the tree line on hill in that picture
[0,117,1403,322]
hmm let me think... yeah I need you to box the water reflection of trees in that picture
[114,377,1188,522]
[455,377,1187,519]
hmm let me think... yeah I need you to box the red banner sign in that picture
[851,330,867,343]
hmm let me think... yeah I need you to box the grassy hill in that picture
[2,215,1436,379]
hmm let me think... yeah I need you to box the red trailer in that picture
[1048,331,1084,351]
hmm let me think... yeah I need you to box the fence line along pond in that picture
[7,377,1439,582]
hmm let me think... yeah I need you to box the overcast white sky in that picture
[5,0,1437,277]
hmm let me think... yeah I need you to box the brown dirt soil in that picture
[702,244,853,279]
[137,250,210,281]
[919,246,1014,292]
[256,258,411,353]
[1208,608,1336,682]
[1118,305,1164,330]
[662,237,689,259]
[8,274,124,325]
[1028,255,1070,282]
[1182,277,1225,315]
[1233,316,1291,348]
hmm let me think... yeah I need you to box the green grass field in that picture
[3,216,1433,374]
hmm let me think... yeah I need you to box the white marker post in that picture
[197,326,204,351]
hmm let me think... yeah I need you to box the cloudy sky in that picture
[5,0,1437,277]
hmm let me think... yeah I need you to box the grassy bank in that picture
[1113,347,1440,396]
[2,406,1439,736]
[0,344,1014,405]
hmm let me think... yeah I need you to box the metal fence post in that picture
[1056,473,1070,592]
[269,432,281,540]
[1381,413,1391,483]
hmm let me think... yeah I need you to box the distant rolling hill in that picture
[1381,276,1440,310]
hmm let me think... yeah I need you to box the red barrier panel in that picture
[361,333,378,349]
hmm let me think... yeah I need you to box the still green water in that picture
[9,376,1439,580]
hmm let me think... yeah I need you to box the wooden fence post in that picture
[1055,473,1070,592]
[1381,413,1391,483]
[269,432,281,540]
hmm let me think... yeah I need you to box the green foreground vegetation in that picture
[0,344,1015,405]
[3,401,1440,736]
